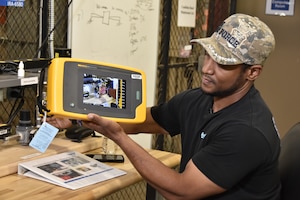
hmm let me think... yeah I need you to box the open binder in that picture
[18,151,126,190]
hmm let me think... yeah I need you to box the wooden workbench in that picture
[0,132,103,178]
[0,133,181,200]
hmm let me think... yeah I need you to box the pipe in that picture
[49,0,55,58]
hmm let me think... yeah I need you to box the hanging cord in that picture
[6,87,25,125]
[36,60,51,115]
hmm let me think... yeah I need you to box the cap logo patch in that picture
[217,27,240,48]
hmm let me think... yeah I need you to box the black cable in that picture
[6,87,25,125]
[0,62,18,74]
[36,60,51,114]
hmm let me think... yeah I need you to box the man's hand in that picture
[83,113,124,141]
[46,116,72,129]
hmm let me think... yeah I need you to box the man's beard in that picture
[202,73,245,98]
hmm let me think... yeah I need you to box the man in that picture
[49,13,281,199]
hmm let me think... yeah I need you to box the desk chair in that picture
[279,122,300,200]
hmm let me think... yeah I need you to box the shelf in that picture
[0,72,39,88]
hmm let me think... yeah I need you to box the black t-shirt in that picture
[151,86,281,200]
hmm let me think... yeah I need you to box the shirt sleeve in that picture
[151,101,181,135]
[151,88,206,135]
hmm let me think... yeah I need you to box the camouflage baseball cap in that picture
[191,13,275,65]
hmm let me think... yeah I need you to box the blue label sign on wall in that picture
[0,0,25,7]
[266,0,294,16]
[271,0,289,11]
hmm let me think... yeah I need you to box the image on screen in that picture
[83,74,126,109]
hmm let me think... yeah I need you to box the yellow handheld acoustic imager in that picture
[46,58,146,123]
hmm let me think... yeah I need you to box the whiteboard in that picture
[70,0,160,148]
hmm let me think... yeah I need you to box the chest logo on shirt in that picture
[200,131,207,139]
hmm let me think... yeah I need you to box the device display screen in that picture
[82,74,126,109]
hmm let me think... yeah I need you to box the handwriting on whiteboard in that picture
[75,0,155,56]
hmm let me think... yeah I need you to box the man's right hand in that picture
[46,116,72,129]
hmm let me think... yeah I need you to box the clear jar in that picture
[16,125,33,145]
[102,136,118,154]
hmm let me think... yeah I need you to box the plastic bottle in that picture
[18,61,25,77]
[16,110,33,145]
